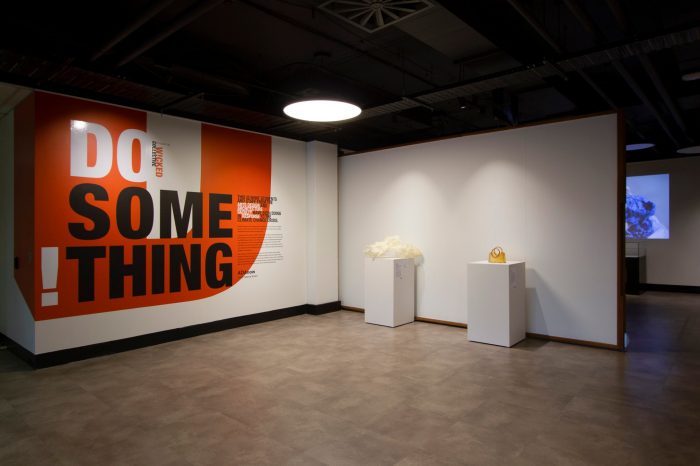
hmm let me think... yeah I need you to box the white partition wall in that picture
[339,113,621,347]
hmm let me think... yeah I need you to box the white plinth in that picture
[364,258,415,327]
[467,261,526,347]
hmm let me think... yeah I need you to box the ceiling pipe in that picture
[345,25,700,122]
[637,54,690,139]
[556,1,617,113]
[558,0,619,109]
[574,69,617,109]
[506,0,621,113]
[236,0,437,89]
[605,0,630,35]
[454,49,507,65]
[505,0,563,54]
[561,0,605,41]
[612,60,680,147]
[562,0,688,145]
[116,0,225,68]
[91,0,178,62]
[160,92,205,112]
[139,60,300,100]
[577,71,654,156]
[46,57,76,82]
[573,79,656,154]
[269,60,397,102]
[168,65,251,97]
[404,96,435,112]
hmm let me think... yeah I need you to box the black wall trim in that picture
[644,284,700,294]
[4,301,344,369]
[307,301,341,315]
[0,333,35,369]
[20,305,309,369]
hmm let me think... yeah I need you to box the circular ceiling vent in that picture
[320,0,434,33]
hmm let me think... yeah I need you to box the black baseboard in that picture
[307,301,341,315]
[13,305,306,368]
[3,301,344,369]
[0,333,35,369]
[643,284,700,294]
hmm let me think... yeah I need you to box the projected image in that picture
[626,174,669,239]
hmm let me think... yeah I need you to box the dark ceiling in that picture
[1,0,699,160]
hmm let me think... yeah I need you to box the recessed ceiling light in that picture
[681,71,700,82]
[677,145,700,154]
[283,100,361,122]
[626,143,655,151]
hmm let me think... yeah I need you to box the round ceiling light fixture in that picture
[625,143,655,151]
[283,99,361,122]
[677,145,700,154]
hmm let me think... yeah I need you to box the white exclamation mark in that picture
[41,247,59,307]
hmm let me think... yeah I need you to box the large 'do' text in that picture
[66,120,237,303]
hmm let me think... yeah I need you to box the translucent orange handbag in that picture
[488,246,506,263]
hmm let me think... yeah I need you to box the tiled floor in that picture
[1,291,699,465]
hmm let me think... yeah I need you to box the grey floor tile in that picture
[0,434,64,466]
[171,431,304,466]
[303,430,418,466]
[0,292,699,465]
[392,452,466,466]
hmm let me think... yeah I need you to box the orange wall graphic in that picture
[13,94,36,314]
[16,92,272,320]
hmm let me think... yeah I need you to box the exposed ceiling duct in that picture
[352,25,700,123]
[1,1,699,156]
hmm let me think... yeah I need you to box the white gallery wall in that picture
[34,136,311,353]
[628,156,700,286]
[340,113,620,346]
[0,112,36,352]
[306,141,339,305]
[0,91,340,355]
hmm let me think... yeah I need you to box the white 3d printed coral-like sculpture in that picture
[363,235,422,260]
